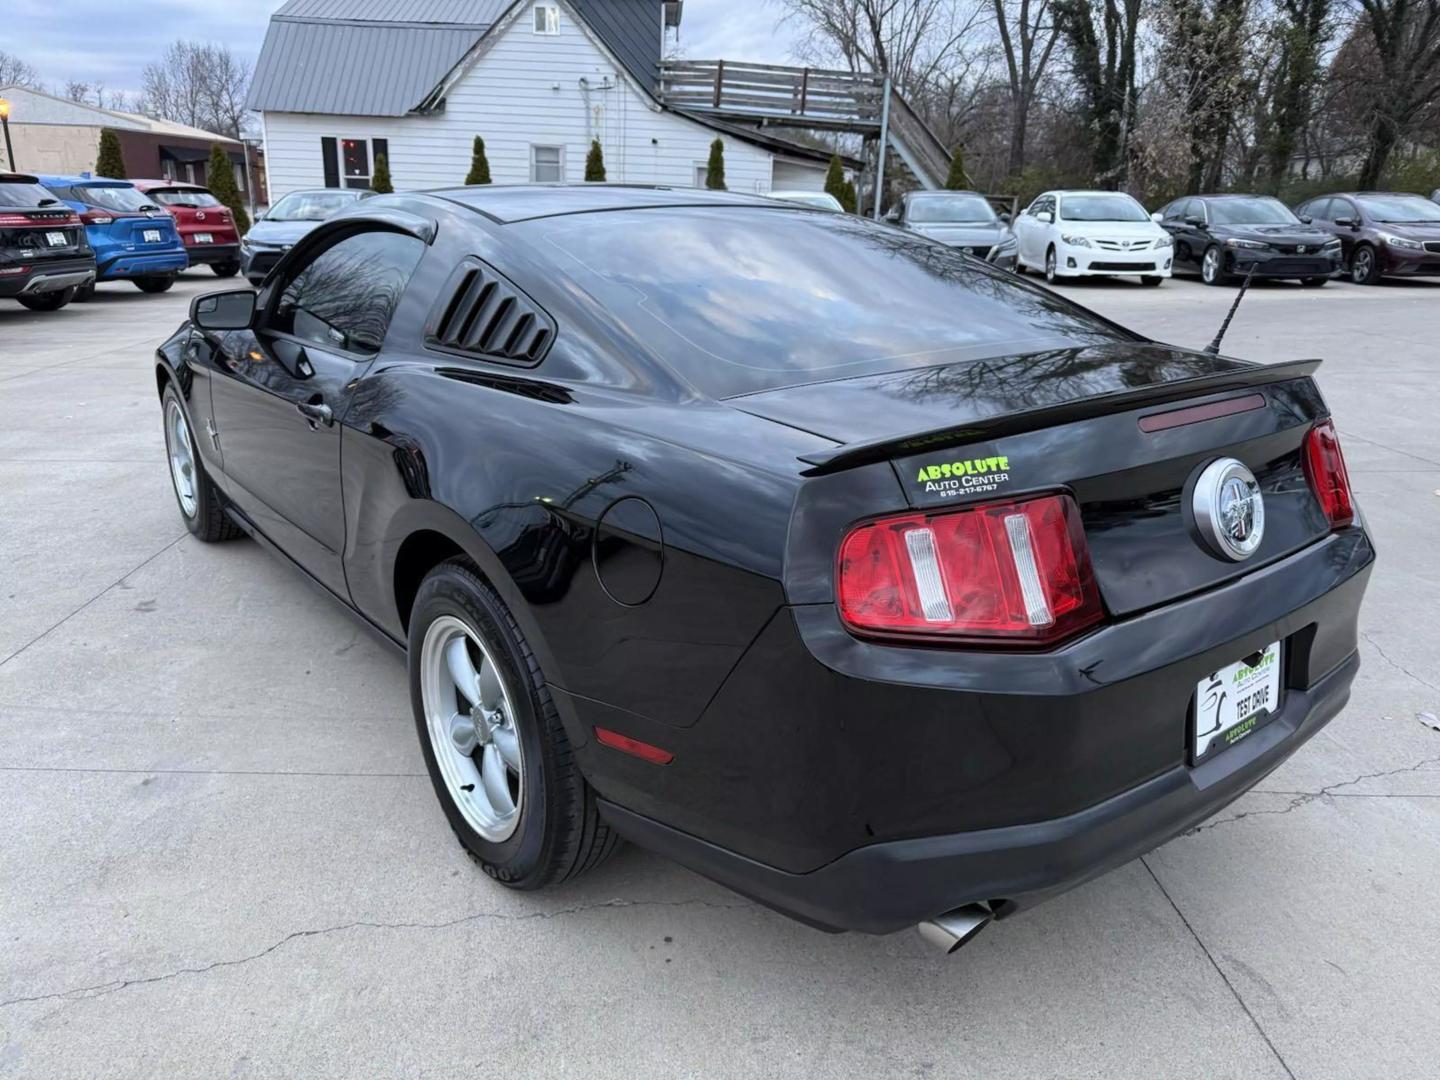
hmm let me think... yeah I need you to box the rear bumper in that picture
[583,526,1373,933]
[184,242,240,266]
[0,258,96,298]
[96,250,189,280]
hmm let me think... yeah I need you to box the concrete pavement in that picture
[1,270,1436,1079]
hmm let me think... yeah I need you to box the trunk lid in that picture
[733,343,1333,616]
[0,207,87,266]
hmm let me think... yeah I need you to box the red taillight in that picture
[80,209,114,225]
[1303,420,1354,528]
[837,493,1104,647]
[0,265,30,276]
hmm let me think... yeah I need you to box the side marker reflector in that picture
[594,727,674,765]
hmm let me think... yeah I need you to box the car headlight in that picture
[1322,238,1342,252]
[1379,232,1423,251]
[1153,233,1174,248]
[1060,234,1092,248]
[994,236,1018,253]
[1224,238,1268,250]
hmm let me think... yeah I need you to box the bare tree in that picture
[990,0,1062,174]
[141,41,251,137]
[1054,0,1144,187]
[0,50,43,89]
[1344,0,1440,186]
[781,0,984,90]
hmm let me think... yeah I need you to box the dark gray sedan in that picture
[886,190,1019,269]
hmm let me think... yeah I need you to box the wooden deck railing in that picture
[658,60,886,128]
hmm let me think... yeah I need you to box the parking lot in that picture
[1,269,1437,1079]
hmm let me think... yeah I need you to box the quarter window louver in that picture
[429,261,555,365]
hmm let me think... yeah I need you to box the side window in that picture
[272,230,426,355]
[1304,198,1331,220]
[1333,198,1357,222]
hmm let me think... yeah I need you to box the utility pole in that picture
[0,99,16,173]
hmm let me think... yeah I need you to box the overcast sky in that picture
[5,0,807,100]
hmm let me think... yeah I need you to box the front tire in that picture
[212,261,240,278]
[135,274,176,293]
[161,384,244,543]
[1044,245,1059,284]
[1201,245,1229,286]
[409,559,618,889]
[16,286,77,311]
[1350,245,1382,285]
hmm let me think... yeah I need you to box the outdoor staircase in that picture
[657,60,953,190]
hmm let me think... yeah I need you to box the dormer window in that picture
[533,4,559,34]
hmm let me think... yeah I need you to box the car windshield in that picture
[907,195,997,224]
[0,180,61,208]
[267,191,359,222]
[71,185,158,213]
[1060,193,1149,222]
[1208,198,1300,225]
[775,193,842,211]
[148,188,223,208]
[1356,194,1440,223]
[522,207,1129,397]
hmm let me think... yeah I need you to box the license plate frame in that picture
[1191,641,1283,765]
[143,229,162,243]
[45,231,67,247]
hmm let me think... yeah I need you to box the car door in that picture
[1167,199,1205,270]
[1328,196,1363,263]
[208,226,427,596]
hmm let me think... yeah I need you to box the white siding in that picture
[260,0,775,200]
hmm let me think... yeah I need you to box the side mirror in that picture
[1037,210,1054,224]
[998,211,1012,224]
[1184,215,1206,228]
[885,207,902,224]
[191,289,256,331]
[1151,212,1164,223]
[1334,217,1358,229]
[1299,214,1313,224]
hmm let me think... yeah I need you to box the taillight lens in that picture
[80,209,114,225]
[1303,420,1354,528]
[837,493,1105,647]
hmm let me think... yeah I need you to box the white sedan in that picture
[1013,190,1174,285]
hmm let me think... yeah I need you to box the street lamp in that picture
[0,99,15,173]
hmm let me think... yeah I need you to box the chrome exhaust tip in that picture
[917,903,993,956]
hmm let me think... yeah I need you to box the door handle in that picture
[297,399,334,428]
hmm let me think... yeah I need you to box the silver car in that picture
[885,190,1019,270]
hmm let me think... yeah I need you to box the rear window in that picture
[149,188,223,208]
[0,181,61,208]
[70,185,157,213]
[520,208,1127,397]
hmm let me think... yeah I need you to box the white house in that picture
[247,0,850,200]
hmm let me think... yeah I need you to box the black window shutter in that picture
[373,138,389,176]
[322,137,339,188]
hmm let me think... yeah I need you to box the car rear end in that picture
[38,177,189,284]
[0,174,96,303]
[138,183,241,271]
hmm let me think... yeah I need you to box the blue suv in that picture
[35,174,188,297]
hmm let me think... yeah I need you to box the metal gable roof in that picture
[272,0,509,24]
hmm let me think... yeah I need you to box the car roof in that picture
[433,183,789,224]
[130,179,211,191]
[276,188,370,196]
[1191,193,1281,200]
[1,173,42,184]
[35,174,135,188]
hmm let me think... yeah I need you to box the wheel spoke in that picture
[445,637,481,705]
[492,723,521,771]
[448,712,478,756]
[481,744,515,816]
[478,657,503,713]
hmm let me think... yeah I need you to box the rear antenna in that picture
[1204,264,1257,355]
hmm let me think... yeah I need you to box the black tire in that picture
[212,261,240,278]
[1201,245,1229,286]
[1044,245,1059,284]
[1350,244,1382,285]
[135,274,176,294]
[160,383,244,543]
[409,559,618,889]
[1140,275,1164,287]
[74,281,96,303]
[16,286,77,311]
[1300,276,1329,287]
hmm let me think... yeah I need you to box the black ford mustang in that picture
[156,185,1372,952]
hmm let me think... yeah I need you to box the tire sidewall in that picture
[1202,246,1223,285]
[161,384,206,536]
[408,565,556,888]
[1352,246,1378,285]
[1045,246,1057,283]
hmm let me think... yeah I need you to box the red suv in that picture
[132,180,241,278]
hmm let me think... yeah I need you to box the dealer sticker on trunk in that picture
[1193,641,1282,763]
[912,455,1012,500]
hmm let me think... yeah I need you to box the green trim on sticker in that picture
[915,456,1010,483]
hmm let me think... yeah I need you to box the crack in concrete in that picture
[1360,631,1440,695]
[1185,754,1440,835]
[0,897,752,1011]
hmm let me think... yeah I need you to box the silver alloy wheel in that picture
[164,399,198,519]
[1352,248,1373,283]
[420,614,524,842]
[1203,246,1221,283]
[1045,247,1057,283]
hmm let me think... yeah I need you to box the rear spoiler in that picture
[796,358,1322,476]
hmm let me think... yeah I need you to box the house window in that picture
[694,164,708,189]
[531,145,565,183]
[533,4,559,33]
[341,138,371,189]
